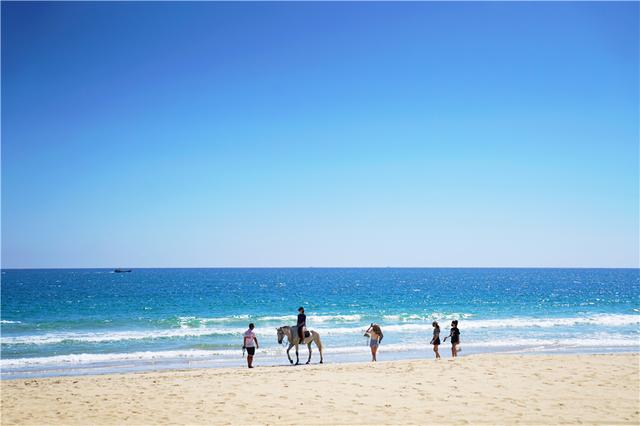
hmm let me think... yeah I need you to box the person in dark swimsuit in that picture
[297,307,306,344]
[443,320,460,358]
[430,321,441,359]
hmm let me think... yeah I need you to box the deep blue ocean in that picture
[1,268,638,378]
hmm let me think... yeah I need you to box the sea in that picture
[1,268,638,379]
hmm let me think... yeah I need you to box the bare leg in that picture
[451,344,457,358]
[247,355,254,368]
[434,344,440,359]
[371,346,378,362]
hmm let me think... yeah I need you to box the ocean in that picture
[1,268,638,379]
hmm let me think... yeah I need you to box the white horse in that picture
[276,325,324,365]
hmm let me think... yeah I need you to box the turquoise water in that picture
[1,268,638,378]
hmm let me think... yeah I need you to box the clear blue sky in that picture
[2,2,638,268]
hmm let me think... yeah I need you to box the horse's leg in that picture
[315,334,324,364]
[287,343,294,364]
[306,342,312,364]
[295,343,299,365]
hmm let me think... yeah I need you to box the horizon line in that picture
[1,266,639,270]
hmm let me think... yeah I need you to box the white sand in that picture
[2,354,639,425]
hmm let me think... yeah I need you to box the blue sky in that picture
[2,2,638,268]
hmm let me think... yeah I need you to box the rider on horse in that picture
[297,306,306,343]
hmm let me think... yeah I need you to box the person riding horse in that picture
[297,307,306,343]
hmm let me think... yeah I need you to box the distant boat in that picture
[113,268,132,273]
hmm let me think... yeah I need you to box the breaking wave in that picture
[2,314,637,346]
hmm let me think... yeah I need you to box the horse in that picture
[276,325,324,365]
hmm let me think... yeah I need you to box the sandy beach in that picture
[1,353,638,425]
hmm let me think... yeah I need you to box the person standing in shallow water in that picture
[443,320,460,358]
[243,323,259,368]
[430,321,441,359]
[296,307,306,344]
[364,323,383,362]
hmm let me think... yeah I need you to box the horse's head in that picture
[276,327,285,344]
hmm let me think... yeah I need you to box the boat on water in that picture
[113,268,132,273]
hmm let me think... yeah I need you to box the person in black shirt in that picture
[443,320,460,358]
[297,306,306,344]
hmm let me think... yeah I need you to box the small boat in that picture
[113,268,132,273]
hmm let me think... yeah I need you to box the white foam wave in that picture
[1,327,249,345]
[3,335,638,370]
[316,314,640,335]
[256,315,296,322]
[0,350,220,368]
[461,314,640,330]
[0,324,358,345]
[177,314,362,325]
[176,316,250,328]
[382,315,401,321]
[3,314,638,346]
[184,315,250,322]
[310,314,362,323]
[382,313,473,322]
[332,335,640,353]
[0,320,22,324]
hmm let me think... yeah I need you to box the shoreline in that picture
[2,353,638,425]
[3,346,639,380]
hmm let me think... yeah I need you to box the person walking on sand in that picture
[243,323,259,368]
[443,320,460,358]
[364,323,383,362]
[430,321,441,359]
[296,307,307,344]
